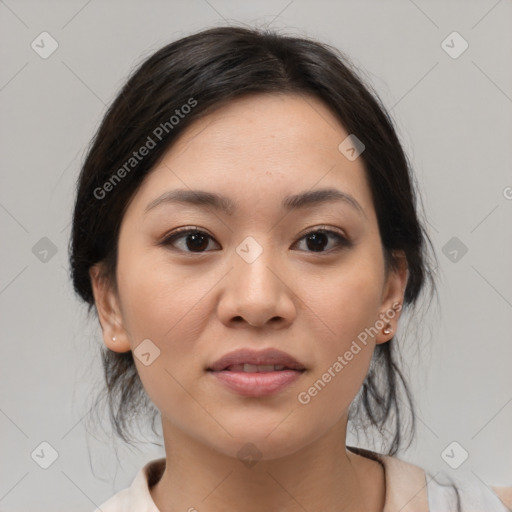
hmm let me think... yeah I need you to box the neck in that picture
[149,418,386,512]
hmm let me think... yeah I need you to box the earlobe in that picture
[376,251,408,345]
[375,301,402,345]
[89,264,131,353]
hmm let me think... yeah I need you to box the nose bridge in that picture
[218,233,295,327]
[233,234,280,297]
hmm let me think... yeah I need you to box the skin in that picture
[90,93,408,512]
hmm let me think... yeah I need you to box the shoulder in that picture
[91,458,165,512]
[425,471,512,511]
[352,447,512,512]
[92,487,132,512]
[492,486,512,510]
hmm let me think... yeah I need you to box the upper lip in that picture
[207,348,306,371]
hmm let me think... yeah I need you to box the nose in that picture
[217,245,297,329]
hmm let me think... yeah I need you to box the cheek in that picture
[116,249,214,418]
[298,255,385,346]
[294,255,384,401]
[116,244,208,341]
[115,246,221,395]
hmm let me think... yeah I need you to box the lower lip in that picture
[208,369,304,397]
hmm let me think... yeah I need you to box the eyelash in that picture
[159,226,352,255]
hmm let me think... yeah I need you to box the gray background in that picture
[1,0,511,510]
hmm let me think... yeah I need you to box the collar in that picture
[131,448,429,512]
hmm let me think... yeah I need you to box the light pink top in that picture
[93,448,512,511]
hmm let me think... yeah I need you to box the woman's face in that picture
[90,93,407,460]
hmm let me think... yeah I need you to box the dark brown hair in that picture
[69,25,437,455]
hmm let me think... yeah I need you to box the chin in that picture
[204,423,316,463]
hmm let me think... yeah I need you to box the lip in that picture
[207,348,306,372]
[209,369,304,397]
[206,348,306,398]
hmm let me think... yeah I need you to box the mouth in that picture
[208,363,306,373]
[206,347,306,373]
[206,348,306,397]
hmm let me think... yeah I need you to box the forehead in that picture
[168,93,350,165]
[128,93,376,221]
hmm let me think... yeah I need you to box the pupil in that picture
[186,233,208,252]
[306,232,328,252]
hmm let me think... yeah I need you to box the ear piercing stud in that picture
[382,324,393,335]
[112,336,117,342]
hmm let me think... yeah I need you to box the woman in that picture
[69,26,512,511]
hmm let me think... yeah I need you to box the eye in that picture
[159,226,351,254]
[292,228,351,253]
[160,227,220,253]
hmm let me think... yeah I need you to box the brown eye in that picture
[293,229,351,253]
[160,227,351,255]
[161,229,219,253]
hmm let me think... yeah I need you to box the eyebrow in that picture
[144,187,366,218]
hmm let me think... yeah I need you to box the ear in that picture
[375,250,408,345]
[89,263,131,353]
